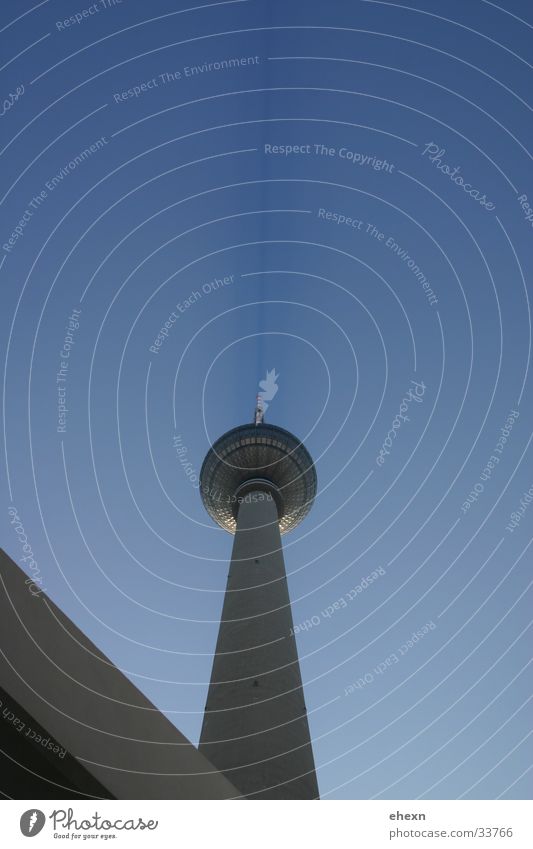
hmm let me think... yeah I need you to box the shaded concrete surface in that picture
[0,548,239,799]
[199,495,319,799]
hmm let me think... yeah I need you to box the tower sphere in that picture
[200,422,317,535]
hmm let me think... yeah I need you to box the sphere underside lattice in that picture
[200,423,317,534]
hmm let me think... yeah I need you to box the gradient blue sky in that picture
[1,0,532,799]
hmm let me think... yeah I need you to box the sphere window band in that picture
[200,423,317,535]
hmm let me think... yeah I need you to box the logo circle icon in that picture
[20,810,46,837]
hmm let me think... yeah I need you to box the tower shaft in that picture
[199,493,319,799]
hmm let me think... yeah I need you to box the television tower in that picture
[198,396,319,799]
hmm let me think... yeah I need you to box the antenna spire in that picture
[254,394,264,425]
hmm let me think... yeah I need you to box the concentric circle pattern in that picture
[0,0,532,804]
[200,422,317,533]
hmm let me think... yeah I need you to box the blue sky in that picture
[1,0,532,799]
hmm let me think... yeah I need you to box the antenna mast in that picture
[254,394,264,425]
